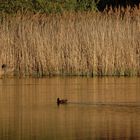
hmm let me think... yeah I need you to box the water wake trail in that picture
[68,102,140,107]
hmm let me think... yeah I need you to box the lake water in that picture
[0,77,140,140]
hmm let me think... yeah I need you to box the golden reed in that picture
[0,8,140,77]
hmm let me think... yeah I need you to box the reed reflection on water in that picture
[0,77,140,140]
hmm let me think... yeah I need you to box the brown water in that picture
[0,77,140,140]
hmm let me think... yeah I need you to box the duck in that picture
[57,98,68,105]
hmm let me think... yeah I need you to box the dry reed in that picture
[0,8,140,77]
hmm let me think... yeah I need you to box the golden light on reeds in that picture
[0,8,140,77]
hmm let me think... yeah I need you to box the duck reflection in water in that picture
[57,98,68,106]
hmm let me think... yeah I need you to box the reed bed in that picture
[0,8,140,77]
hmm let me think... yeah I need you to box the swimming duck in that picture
[57,98,68,105]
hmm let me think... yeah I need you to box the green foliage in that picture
[0,0,34,13]
[64,0,77,11]
[0,0,99,13]
[76,0,98,11]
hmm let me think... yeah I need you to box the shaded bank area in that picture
[97,0,140,11]
[0,9,140,77]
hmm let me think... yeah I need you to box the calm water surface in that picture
[0,77,140,140]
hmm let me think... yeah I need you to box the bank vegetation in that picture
[0,7,140,77]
